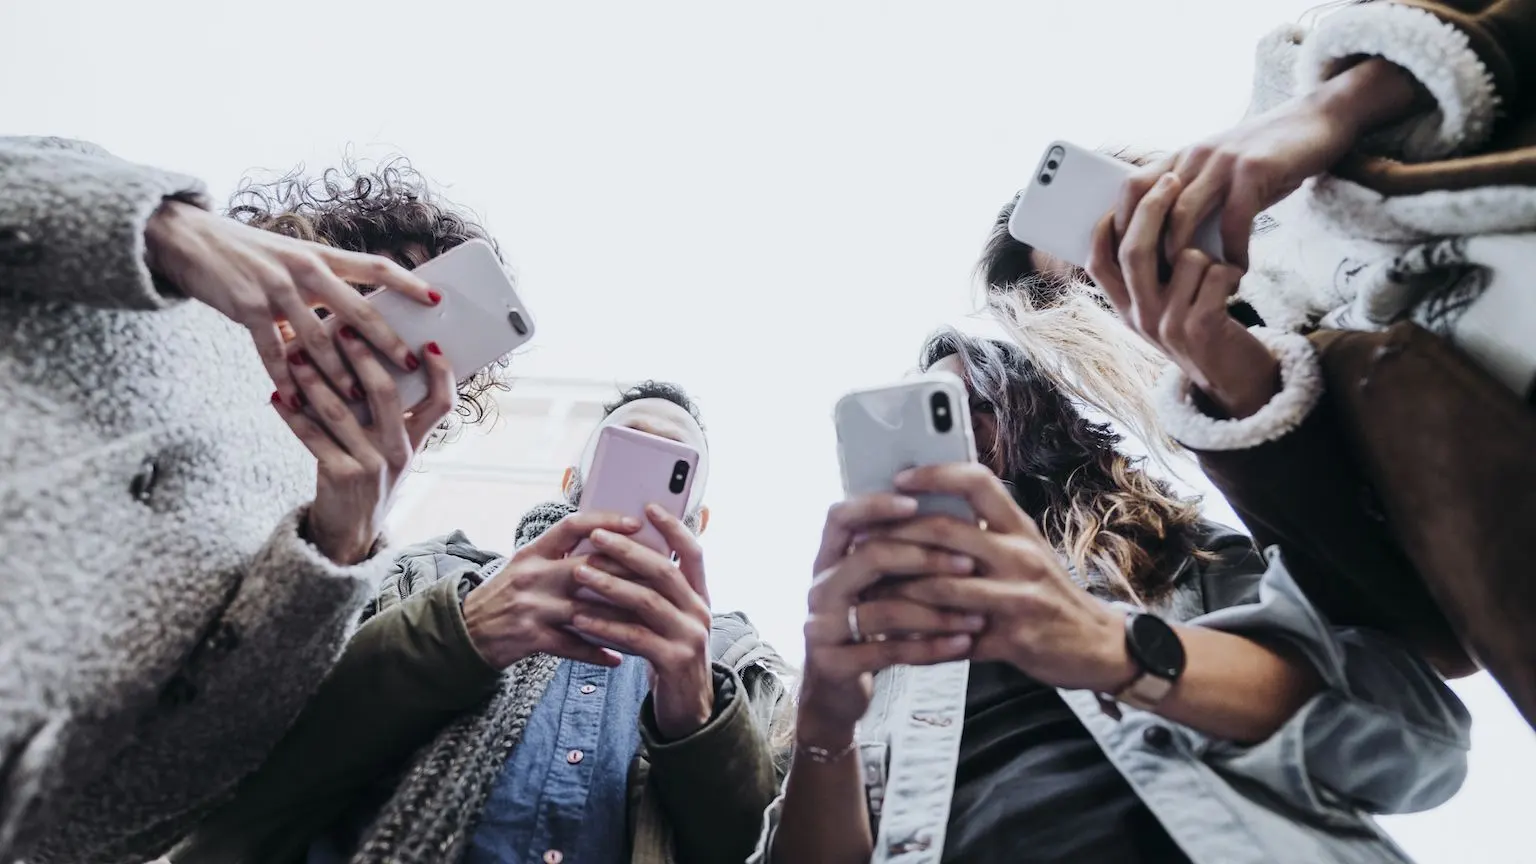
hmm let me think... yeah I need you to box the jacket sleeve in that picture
[0,136,209,309]
[1155,327,1473,674]
[169,572,501,864]
[639,663,781,864]
[1192,543,1472,815]
[1295,1,1536,160]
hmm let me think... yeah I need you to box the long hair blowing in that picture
[921,328,1206,603]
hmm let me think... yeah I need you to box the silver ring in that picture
[847,604,864,644]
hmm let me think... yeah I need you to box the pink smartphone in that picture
[572,425,700,558]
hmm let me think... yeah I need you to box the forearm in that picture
[1151,624,1324,744]
[769,715,873,864]
[1311,57,1430,141]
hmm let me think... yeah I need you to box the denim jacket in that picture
[750,527,1471,864]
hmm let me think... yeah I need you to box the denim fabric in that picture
[749,535,1471,864]
[466,656,650,864]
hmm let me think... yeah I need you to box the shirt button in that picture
[566,749,584,764]
[543,851,564,864]
[580,684,597,695]
[1142,725,1173,750]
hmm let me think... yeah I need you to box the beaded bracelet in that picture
[797,737,858,764]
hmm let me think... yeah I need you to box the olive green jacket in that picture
[172,533,791,864]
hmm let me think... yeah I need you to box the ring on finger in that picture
[847,604,863,644]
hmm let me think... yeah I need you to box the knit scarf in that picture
[349,501,577,864]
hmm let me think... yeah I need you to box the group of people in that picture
[2,1,1532,862]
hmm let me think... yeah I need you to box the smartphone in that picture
[572,425,700,558]
[569,425,701,648]
[834,371,979,523]
[1007,140,1224,270]
[315,238,535,426]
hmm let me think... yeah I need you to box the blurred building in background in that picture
[385,376,629,548]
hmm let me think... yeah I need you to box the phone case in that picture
[834,372,979,523]
[1007,140,1223,269]
[572,425,700,558]
[316,239,536,426]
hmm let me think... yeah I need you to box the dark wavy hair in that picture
[920,328,1207,603]
[226,156,510,432]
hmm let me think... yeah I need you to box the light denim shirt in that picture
[467,656,651,864]
[750,529,1471,864]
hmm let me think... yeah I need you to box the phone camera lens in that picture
[1039,173,1052,186]
[668,460,690,494]
[930,392,954,434]
[1046,159,1059,170]
[508,309,529,336]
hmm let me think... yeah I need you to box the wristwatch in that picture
[1112,611,1186,711]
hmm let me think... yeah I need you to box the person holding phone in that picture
[983,0,1536,724]
[169,380,795,864]
[0,145,505,864]
[753,329,1468,864]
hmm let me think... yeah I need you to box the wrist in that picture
[143,199,201,284]
[1312,57,1426,139]
[795,701,858,751]
[652,666,715,741]
[1084,605,1140,695]
[1187,325,1282,420]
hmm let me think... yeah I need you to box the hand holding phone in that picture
[1007,141,1224,270]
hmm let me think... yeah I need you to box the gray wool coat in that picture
[0,137,392,863]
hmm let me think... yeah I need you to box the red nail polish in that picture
[426,341,442,356]
[340,325,359,341]
[270,391,282,405]
[289,351,308,366]
[427,289,443,305]
[405,353,420,371]
[350,384,365,401]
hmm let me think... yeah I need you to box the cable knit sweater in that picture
[0,137,391,863]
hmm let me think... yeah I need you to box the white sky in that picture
[5,1,1530,860]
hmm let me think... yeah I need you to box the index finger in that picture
[1113,158,1174,238]
[893,463,1035,537]
[324,249,436,305]
[530,510,643,558]
[646,504,710,606]
[814,494,920,575]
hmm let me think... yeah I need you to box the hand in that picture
[875,464,1136,694]
[1087,177,1281,419]
[461,510,646,669]
[567,504,715,740]
[144,200,441,408]
[797,494,984,748]
[272,330,455,565]
[1115,58,1425,270]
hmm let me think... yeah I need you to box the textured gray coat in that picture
[0,137,391,863]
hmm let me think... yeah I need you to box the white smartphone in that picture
[834,371,979,523]
[1007,140,1224,269]
[319,239,534,426]
[569,425,701,649]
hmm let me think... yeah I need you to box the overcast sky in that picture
[5,2,1530,860]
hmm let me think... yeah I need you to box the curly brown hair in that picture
[226,156,511,433]
[920,328,1209,604]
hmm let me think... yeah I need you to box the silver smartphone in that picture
[834,371,979,523]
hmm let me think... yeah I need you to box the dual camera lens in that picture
[669,460,690,494]
[930,391,953,434]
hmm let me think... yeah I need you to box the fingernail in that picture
[949,555,975,573]
[349,384,365,401]
[571,614,592,629]
[340,325,359,341]
[590,529,614,545]
[289,351,308,367]
[1157,173,1177,189]
[405,352,421,371]
[427,289,443,305]
[621,516,641,530]
[893,496,919,513]
[945,635,973,651]
[425,341,442,356]
[894,469,915,486]
[573,565,596,582]
[270,390,282,405]
[962,615,986,631]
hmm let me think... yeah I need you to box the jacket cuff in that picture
[420,574,503,692]
[1296,2,1498,160]
[639,663,739,751]
[1193,550,1471,814]
[1155,327,1322,452]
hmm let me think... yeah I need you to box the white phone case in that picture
[326,239,535,426]
[1007,140,1224,269]
[834,372,979,523]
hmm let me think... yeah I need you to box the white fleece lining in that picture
[1155,327,1323,452]
[1296,3,1499,161]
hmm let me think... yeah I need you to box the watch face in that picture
[1129,614,1185,680]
